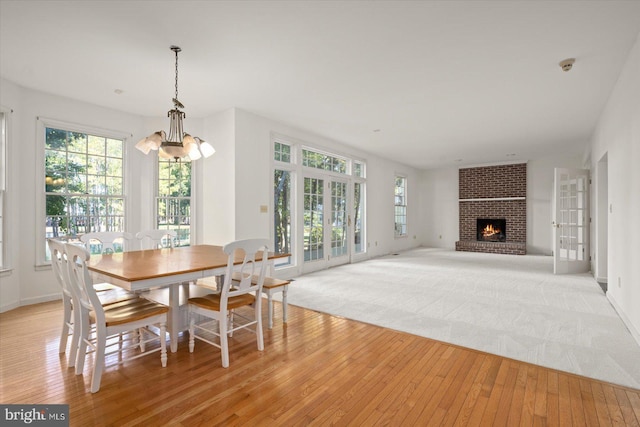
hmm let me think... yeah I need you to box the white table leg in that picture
[168,282,180,352]
[282,286,288,323]
[267,292,274,329]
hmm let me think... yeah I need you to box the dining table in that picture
[87,244,289,352]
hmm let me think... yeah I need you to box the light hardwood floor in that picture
[1,300,639,426]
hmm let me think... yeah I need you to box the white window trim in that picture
[0,107,11,274]
[35,117,132,267]
[271,134,298,273]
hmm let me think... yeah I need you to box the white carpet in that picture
[282,248,640,389]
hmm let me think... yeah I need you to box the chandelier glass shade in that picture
[135,46,215,161]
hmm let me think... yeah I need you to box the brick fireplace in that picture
[455,163,526,255]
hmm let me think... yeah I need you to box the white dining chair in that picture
[48,238,138,368]
[188,238,269,368]
[136,229,177,249]
[47,238,76,359]
[80,231,133,255]
[66,243,169,393]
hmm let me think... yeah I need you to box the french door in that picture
[553,168,590,274]
[302,175,350,273]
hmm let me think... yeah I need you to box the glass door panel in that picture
[303,177,324,262]
[353,182,364,254]
[329,180,349,266]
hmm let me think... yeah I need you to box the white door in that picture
[327,179,349,268]
[553,168,590,274]
[302,176,350,273]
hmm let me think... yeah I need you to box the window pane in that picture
[45,128,68,150]
[106,176,122,195]
[107,138,123,157]
[353,162,363,178]
[87,135,105,156]
[67,132,87,153]
[87,155,106,175]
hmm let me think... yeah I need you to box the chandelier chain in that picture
[174,49,179,101]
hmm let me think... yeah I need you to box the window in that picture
[394,176,407,237]
[274,169,292,264]
[302,149,347,174]
[157,159,191,246]
[0,111,6,269]
[44,125,125,260]
[353,161,364,178]
[274,141,291,163]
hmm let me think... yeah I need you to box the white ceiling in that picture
[2,1,639,170]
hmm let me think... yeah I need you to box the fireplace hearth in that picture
[477,218,506,242]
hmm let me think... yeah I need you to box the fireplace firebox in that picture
[477,218,506,242]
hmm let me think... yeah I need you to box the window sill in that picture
[0,268,14,277]
[35,263,52,272]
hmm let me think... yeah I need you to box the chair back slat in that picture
[222,239,269,298]
[47,238,73,299]
[65,243,106,325]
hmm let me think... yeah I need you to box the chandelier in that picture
[135,46,215,161]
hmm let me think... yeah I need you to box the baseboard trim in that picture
[607,292,640,347]
[0,301,20,314]
[0,294,60,314]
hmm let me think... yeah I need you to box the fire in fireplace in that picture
[477,218,506,242]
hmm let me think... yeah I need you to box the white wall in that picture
[0,79,149,312]
[589,34,640,344]
[200,108,236,246]
[419,168,459,249]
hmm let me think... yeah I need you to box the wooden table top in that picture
[87,244,288,283]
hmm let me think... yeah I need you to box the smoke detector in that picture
[559,58,575,72]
